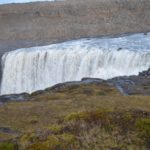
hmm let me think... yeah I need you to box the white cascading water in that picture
[1,33,150,95]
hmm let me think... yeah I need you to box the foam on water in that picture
[1,33,150,95]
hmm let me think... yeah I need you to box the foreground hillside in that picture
[0,82,150,150]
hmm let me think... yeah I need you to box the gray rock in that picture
[0,93,30,103]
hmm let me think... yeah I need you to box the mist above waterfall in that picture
[1,33,150,95]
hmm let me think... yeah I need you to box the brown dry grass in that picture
[0,83,150,132]
[0,83,150,149]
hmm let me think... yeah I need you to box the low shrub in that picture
[136,118,150,146]
[47,124,63,134]
[0,142,18,150]
[26,134,76,150]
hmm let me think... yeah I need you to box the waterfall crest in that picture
[1,33,150,95]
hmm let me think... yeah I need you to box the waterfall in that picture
[1,33,150,95]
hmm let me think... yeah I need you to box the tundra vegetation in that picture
[0,83,150,150]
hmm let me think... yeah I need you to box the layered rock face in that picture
[0,0,150,54]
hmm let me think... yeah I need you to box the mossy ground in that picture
[0,83,150,150]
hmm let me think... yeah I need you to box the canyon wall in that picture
[0,0,150,54]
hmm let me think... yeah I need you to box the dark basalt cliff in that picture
[0,0,150,55]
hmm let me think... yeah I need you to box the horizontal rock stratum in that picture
[0,0,150,54]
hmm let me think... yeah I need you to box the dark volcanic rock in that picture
[46,78,105,92]
[0,127,19,142]
[0,78,105,101]
[108,69,150,95]
[139,68,150,77]
[0,127,18,134]
[34,69,150,96]
[42,72,150,96]
[0,93,30,103]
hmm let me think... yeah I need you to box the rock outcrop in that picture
[48,71,150,96]
[139,68,150,77]
[108,69,150,95]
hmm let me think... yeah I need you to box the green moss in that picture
[20,133,38,149]
[103,124,114,132]
[47,124,63,134]
[27,134,76,150]
[0,133,14,141]
[22,133,38,141]
[26,141,51,150]
[64,109,112,123]
[117,112,135,132]
[136,118,150,145]
[64,111,90,121]
[58,133,76,145]
[82,88,94,96]
[97,91,106,96]
[47,133,76,149]
[123,113,133,122]
[28,116,38,124]
[0,142,18,150]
